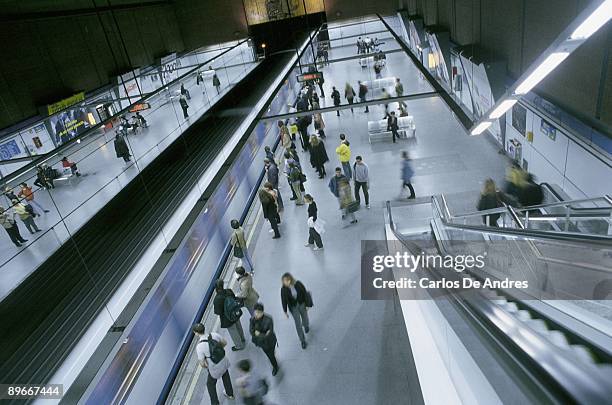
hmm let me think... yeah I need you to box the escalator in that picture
[0,52,292,388]
[385,194,612,404]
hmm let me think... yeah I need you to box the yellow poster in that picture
[243,0,324,25]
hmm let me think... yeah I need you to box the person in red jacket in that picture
[61,157,81,177]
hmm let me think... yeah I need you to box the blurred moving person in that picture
[281,273,311,349]
[237,359,269,405]
[401,151,416,199]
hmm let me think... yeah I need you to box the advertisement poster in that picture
[408,21,422,57]
[511,103,527,136]
[243,0,324,25]
[160,53,181,85]
[470,61,501,143]
[20,123,55,154]
[48,107,91,145]
[0,139,22,160]
[117,69,142,109]
[540,118,557,141]
[425,33,450,88]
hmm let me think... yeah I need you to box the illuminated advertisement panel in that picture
[243,0,324,25]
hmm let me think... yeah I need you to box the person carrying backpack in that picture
[192,323,235,405]
[213,280,246,351]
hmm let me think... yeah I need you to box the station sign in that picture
[297,71,323,83]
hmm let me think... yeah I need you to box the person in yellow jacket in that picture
[11,199,41,234]
[335,134,352,178]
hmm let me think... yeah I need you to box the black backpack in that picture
[205,335,225,364]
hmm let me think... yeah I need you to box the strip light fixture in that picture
[489,99,518,119]
[570,0,612,39]
[514,52,570,95]
[469,0,612,136]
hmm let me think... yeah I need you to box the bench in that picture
[367,116,416,143]
[54,167,77,186]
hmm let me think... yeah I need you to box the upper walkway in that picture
[0,40,257,300]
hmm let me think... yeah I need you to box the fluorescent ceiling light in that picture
[489,99,518,119]
[514,52,570,95]
[570,0,612,39]
[471,121,492,135]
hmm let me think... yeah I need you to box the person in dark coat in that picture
[249,303,279,376]
[519,173,544,209]
[304,194,323,249]
[213,279,246,351]
[477,179,506,227]
[264,158,279,189]
[331,86,341,116]
[259,188,280,238]
[358,80,369,113]
[297,115,312,152]
[309,135,329,178]
[180,83,190,99]
[213,73,221,93]
[179,95,189,118]
[401,151,415,199]
[280,273,310,349]
[114,134,131,163]
[387,111,400,143]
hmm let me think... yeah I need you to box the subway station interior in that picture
[0,0,611,404]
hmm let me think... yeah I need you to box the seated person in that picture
[42,165,59,188]
[135,112,147,128]
[61,157,81,177]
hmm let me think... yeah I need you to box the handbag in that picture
[305,291,314,308]
[233,236,244,258]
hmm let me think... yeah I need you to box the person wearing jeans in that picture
[12,200,41,234]
[335,135,352,179]
[0,207,27,247]
[18,183,49,215]
[193,324,234,405]
[353,156,370,208]
[281,273,310,349]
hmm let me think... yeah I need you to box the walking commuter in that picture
[518,173,544,208]
[180,83,191,100]
[213,280,246,351]
[331,86,341,116]
[309,135,329,178]
[179,94,189,118]
[237,359,269,405]
[345,83,356,113]
[0,207,27,247]
[61,157,81,176]
[114,134,131,163]
[249,303,279,375]
[304,194,324,250]
[230,219,254,273]
[401,151,416,199]
[395,78,407,109]
[192,323,235,404]
[353,156,370,208]
[278,120,291,149]
[358,81,369,113]
[235,267,259,316]
[356,37,364,54]
[281,273,311,349]
[11,199,41,234]
[196,71,204,86]
[335,135,352,179]
[329,168,358,224]
[213,72,221,94]
[259,188,281,238]
[477,179,505,227]
[284,151,298,200]
[374,61,382,79]
[381,88,391,118]
[18,183,49,215]
[316,75,325,97]
[313,105,326,138]
[387,111,400,143]
[287,162,304,206]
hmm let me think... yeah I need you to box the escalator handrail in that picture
[541,183,612,214]
[386,200,612,404]
[432,195,612,245]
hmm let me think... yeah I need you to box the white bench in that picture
[367,116,416,143]
[54,167,77,186]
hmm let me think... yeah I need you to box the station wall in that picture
[402,0,612,131]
